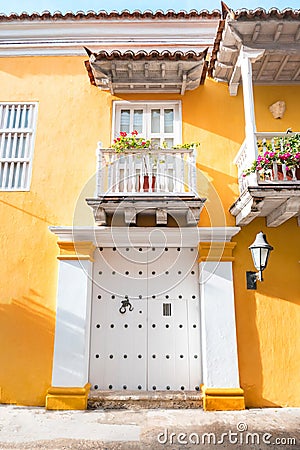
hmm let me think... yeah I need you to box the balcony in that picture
[230,132,300,227]
[86,145,206,227]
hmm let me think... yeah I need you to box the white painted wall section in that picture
[52,259,92,387]
[200,261,240,388]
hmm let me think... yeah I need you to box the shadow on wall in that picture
[196,164,239,227]
[0,291,55,406]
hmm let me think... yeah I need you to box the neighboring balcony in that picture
[86,144,206,227]
[230,132,300,227]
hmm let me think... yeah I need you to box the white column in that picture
[51,258,93,387]
[200,261,240,388]
[240,48,265,162]
[96,141,103,197]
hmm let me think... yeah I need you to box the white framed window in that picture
[112,101,182,148]
[0,102,38,191]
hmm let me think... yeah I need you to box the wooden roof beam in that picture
[255,54,269,81]
[252,24,261,42]
[229,64,241,96]
[177,63,183,77]
[181,73,187,95]
[216,61,233,69]
[219,44,238,53]
[274,23,284,42]
[111,63,116,78]
[274,55,290,80]
[292,65,300,81]
[144,63,149,77]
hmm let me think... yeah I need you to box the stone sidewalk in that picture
[0,405,299,449]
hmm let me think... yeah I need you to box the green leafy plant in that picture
[162,141,200,150]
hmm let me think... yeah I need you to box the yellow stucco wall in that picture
[233,219,300,407]
[0,56,299,407]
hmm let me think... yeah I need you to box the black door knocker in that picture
[119,299,134,314]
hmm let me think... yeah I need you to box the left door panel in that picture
[89,247,148,391]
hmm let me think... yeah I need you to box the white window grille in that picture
[0,102,38,191]
[113,101,181,148]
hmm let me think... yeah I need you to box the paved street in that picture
[0,405,299,449]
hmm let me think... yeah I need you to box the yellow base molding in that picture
[57,241,95,261]
[202,387,245,411]
[46,383,91,410]
[198,242,236,262]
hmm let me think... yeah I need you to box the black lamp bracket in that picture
[246,271,263,290]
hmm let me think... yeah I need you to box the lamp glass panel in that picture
[260,248,269,270]
[251,247,262,271]
[251,247,270,271]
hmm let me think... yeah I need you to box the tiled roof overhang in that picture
[85,48,208,94]
[209,3,300,93]
[0,9,220,21]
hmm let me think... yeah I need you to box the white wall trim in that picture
[0,20,218,57]
[49,226,241,246]
[200,261,241,388]
[51,259,93,387]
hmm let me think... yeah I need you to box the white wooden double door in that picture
[89,246,202,391]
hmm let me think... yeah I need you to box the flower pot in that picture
[138,175,156,192]
[275,165,293,181]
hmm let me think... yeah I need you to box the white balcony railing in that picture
[96,145,197,196]
[235,132,300,193]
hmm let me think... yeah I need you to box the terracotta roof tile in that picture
[88,49,208,62]
[0,9,221,22]
[208,20,225,78]
[234,7,300,20]
[84,60,96,86]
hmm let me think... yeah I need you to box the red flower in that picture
[120,131,127,137]
[141,141,146,145]
[131,130,138,136]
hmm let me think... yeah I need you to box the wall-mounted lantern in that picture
[246,231,273,290]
